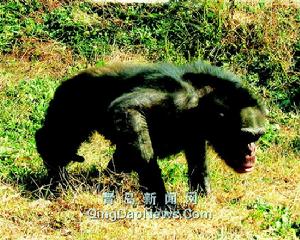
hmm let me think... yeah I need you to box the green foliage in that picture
[291,136,300,153]
[158,155,187,186]
[42,6,111,58]
[246,200,299,237]
[259,124,281,149]
[0,77,58,180]
[0,0,44,53]
[0,3,299,237]
[0,0,298,185]
[1,0,298,111]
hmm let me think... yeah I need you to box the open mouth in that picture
[235,143,257,173]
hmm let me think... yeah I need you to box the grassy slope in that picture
[0,0,299,239]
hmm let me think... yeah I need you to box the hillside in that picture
[0,0,299,239]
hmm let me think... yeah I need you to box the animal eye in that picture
[219,112,225,117]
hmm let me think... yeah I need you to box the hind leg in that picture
[106,107,167,205]
[106,146,136,174]
[105,145,166,206]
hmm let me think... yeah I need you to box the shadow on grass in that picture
[5,165,135,200]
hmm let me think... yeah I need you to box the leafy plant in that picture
[246,200,298,237]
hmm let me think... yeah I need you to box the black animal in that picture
[36,61,266,203]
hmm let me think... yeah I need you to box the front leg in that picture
[185,139,211,196]
[108,98,167,204]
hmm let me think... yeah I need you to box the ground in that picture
[0,0,299,239]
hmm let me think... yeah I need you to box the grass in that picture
[0,0,299,239]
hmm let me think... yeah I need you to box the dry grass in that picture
[0,87,298,239]
[0,47,147,91]
[0,1,299,238]
[0,47,299,239]
[232,0,300,8]
[91,0,300,7]
[1,136,299,239]
[223,1,299,74]
[102,49,148,64]
[0,40,82,90]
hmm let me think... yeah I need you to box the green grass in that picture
[0,0,299,239]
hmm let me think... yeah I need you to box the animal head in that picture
[183,61,267,173]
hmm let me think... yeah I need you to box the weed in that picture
[246,200,299,237]
[0,0,299,239]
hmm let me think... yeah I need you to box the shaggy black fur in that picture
[36,61,266,204]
